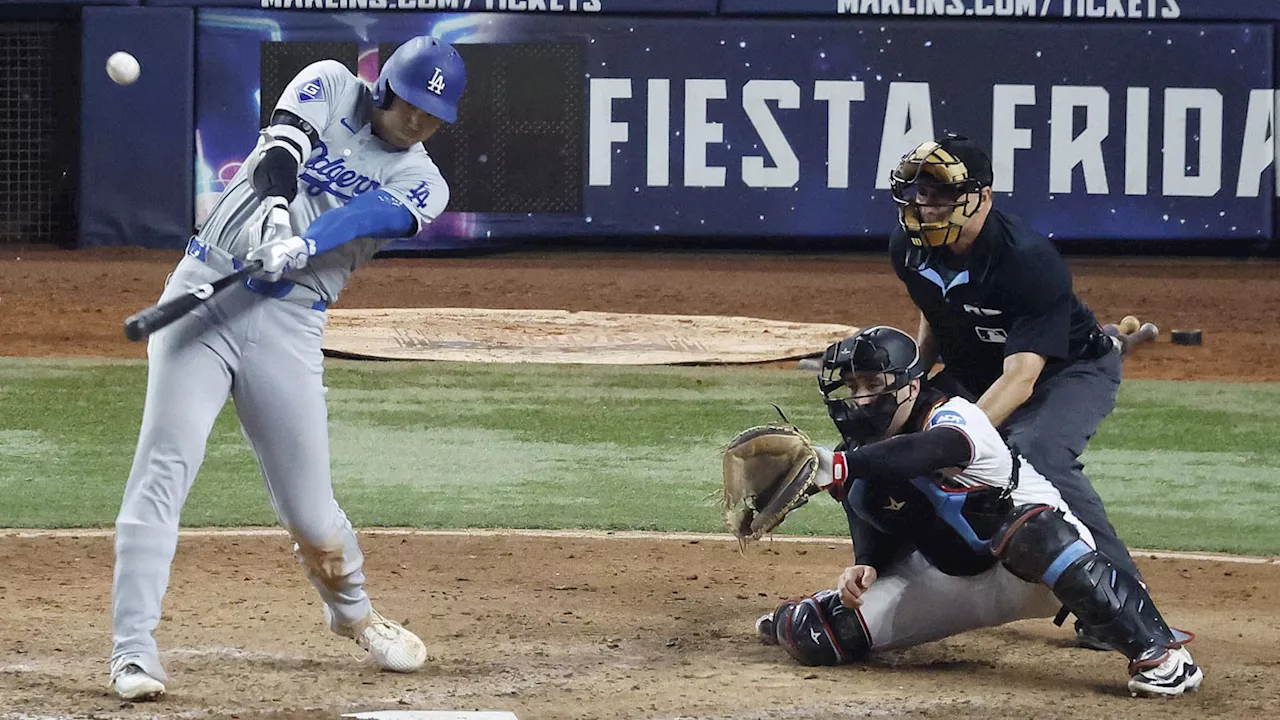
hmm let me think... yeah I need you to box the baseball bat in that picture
[1118,322,1159,356]
[123,261,263,342]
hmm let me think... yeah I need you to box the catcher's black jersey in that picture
[889,209,1100,396]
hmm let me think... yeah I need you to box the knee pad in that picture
[767,589,871,666]
[990,504,1083,584]
[991,504,1180,663]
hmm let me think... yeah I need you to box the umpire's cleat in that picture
[1127,646,1204,697]
[327,606,428,672]
[109,659,165,701]
[755,612,779,646]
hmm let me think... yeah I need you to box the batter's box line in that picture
[2,527,1277,566]
[163,646,332,667]
[0,710,332,720]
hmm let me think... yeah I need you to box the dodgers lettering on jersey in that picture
[301,139,383,201]
[197,60,450,304]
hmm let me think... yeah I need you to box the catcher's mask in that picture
[819,326,924,445]
[890,134,993,248]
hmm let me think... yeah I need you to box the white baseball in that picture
[106,51,140,86]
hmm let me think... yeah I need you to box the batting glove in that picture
[813,446,849,500]
[246,235,315,281]
[243,195,294,249]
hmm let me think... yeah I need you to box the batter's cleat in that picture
[1127,646,1204,697]
[755,612,779,646]
[109,659,165,701]
[327,606,428,672]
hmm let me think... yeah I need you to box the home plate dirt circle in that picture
[321,308,858,364]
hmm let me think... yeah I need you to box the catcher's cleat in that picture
[1128,646,1203,697]
[326,606,428,672]
[109,659,165,701]
[755,613,779,646]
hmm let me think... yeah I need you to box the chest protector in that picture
[845,475,1011,577]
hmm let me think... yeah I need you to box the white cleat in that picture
[109,659,165,701]
[755,612,779,646]
[328,607,428,673]
[1128,646,1204,697]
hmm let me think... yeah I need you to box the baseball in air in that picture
[106,52,140,86]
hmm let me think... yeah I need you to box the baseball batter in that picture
[754,327,1203,697]
[109,36,466,700]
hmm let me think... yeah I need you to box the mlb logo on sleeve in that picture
[298,78,326,103]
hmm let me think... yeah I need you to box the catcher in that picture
[721,326,1203,697]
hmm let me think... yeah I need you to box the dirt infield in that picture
[1,531,1277,720]
[2,247,1279,380]
[0,247,1278,719]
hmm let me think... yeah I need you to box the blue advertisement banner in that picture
[717,0,1280,21]
[196,12,1277,251]
[153,0,716,12]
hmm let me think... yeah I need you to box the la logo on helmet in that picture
[427,67,446,95]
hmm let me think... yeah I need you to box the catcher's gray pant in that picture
[1002,345,1139,578]
[854,456,1095,651]
[111,252,369,681]
[859,551,1064,651]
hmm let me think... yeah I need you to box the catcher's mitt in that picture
[721,425,823,543]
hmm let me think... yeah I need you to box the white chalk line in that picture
[2,526,1277,565]
[0,647,316,676]
[1,708,337,720]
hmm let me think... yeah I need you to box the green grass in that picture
[0,357,1276,556]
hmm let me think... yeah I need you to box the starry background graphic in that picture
[718,0,1280,21]
[195,11,1275,249]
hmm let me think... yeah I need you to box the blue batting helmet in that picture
[372,36,466,124]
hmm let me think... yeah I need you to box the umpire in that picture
[884,134,1136,649]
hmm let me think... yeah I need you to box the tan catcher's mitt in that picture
[721,425,823,543]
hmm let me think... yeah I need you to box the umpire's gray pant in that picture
[1002,344,1141,579]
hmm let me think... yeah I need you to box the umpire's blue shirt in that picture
[889,208,1101,397]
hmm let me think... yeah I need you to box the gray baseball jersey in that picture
[198,59,450,304]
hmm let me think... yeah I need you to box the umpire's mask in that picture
[890,134,993,248]
[819,326,924,445]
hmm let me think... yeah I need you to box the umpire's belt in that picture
[185,237,327,312]
[1074,326,1120,362]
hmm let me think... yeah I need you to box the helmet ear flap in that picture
[373,81,394,111]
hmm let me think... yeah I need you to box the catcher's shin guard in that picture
[768,589,871,666]
[991,505,1187,667]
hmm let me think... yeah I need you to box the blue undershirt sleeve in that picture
[302,189,419,255]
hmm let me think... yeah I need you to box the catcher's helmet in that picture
[373,36,466,123]
[889,134,993,247]
[819,326,924,444]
